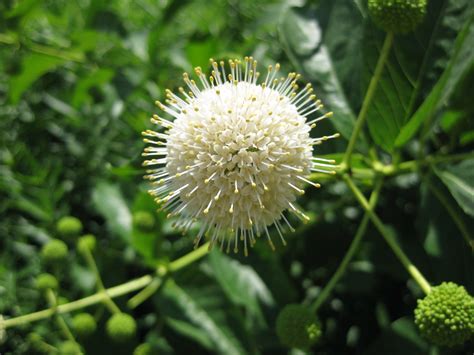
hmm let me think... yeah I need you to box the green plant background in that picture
[0,0,473,354]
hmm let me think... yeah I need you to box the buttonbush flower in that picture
[414,282,474,347]
[143,57,338,254]
[368,0,427,33]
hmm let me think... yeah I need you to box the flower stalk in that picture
[343,174,432,294]
[311,178,384,312]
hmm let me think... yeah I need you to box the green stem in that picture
[81,248,121,314]
[424,176,473,250]
[2,276,152,329]
[128,242,211,308]
[46,289,76,342]
[2,242,211,329]
[127,277,162,309]
[311,179,384,312]
[394,151,474,174]
[169,242,210,272]
[342,32,394,167]
[343,174,432,294]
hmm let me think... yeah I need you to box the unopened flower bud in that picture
[368,0,427,33]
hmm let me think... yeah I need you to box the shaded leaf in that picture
[207,250,274,326]
[434,158,474,217]
[159,281,246,355]
[395,12,474,147]
[365,317,429,355]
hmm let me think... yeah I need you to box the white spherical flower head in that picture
[143,57,339,255]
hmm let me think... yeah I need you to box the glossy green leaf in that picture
[91,181,132,241]
[364,32,413,152]
[279,6,360,142]
[9,53,65,104]
[434,159,474,217]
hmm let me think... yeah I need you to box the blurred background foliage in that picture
[0,0,473,354]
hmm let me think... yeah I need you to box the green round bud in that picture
[77,234,97,254]
[36,273,58,291]
[56,216,83,238]
[133,343,153,355]
[276,304,322,350]
[72,313,97,337]
[58,340,82,354]
[27,332,47,352]
[133,211,155,231]
[41,239,68,262]
[414,282,474,347]
[368,0,427,33]
[106,313,137,342]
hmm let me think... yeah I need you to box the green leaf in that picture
[165,317,214,350]
[365,317,429,355]
[395,12,474,147]
[159,281,246,355]
[207,250,274,325]
[9,53,65,104]
[91,181,132,241]
[72,68,114,107]
[364,31,413,152]
[419,180,474,288]
[434,158,474,217]
[279,6,360,142]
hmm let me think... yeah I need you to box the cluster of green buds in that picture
[368,0,427,33]
[414,282,474,347]
[276,304,322,350]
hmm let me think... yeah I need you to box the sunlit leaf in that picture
[279,6,361,143]
[9,53,65,104]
